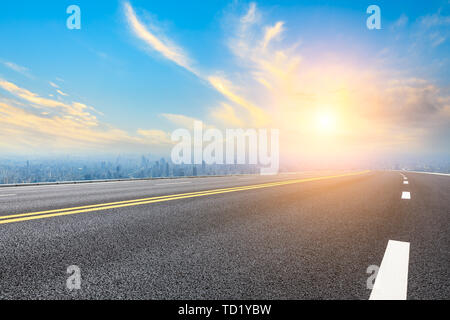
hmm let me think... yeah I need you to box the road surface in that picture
[0,170,448,299]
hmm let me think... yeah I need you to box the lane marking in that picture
[0,173,311,190]
[0,194,16,197]
[0,179,158,190]
[403,181,409,185]
[155,182,192,186]
[0,171,370,225]
[370,240,410,300]
[401,192,411,200]
[403,171,450,177]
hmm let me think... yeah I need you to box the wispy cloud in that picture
[211,103,245,127]
[419,12,450,27]
[161,113,215,130]
[124,1,268,128]
[49,81,59,89]
[0,78,174,153]
[241,2,258,27]
[124,1,196,74]
[413,9,450,48]
[392,14,409,29]
[56,89,69,97]
[0,78,97,126]
[262,21,284,49]
[2,61,33,78]
[208,76,268,127]
[218,2,450,155]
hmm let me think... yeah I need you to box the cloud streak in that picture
[2,61,33,78]
[124,2,197,74]
[124,1,268,128]
[0,78,174,153]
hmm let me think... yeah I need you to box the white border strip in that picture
[370,240,410,300]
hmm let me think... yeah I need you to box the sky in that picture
[0,0,449,167]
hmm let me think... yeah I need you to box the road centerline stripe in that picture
[370,240,410,300]
[0,171,370,225]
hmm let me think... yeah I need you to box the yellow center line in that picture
[0,171,370,225]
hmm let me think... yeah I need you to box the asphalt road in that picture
[0,170,448,300]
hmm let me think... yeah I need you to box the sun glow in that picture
[315,110,337,134]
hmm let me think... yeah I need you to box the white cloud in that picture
[241,2,258,26]
[120,1,450,157]
[392,14,408,29]
[414,10,450,48]
[161,113,215,130]
[2,61,33,78]
[124,1,268,129]
[420,12,450,27]
[49,81,60,89]
[57,89,69,96]
[262,21,284,49]
[124,2,197,74]
[0,78,176,153]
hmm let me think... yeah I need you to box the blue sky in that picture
[0,0,449,163]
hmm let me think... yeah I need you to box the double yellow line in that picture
[0,171,369,225]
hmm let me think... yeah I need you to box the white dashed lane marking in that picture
[0,194,16,197]
[401,192,411,200]
[403,181,409,185]
[370,240,410,300]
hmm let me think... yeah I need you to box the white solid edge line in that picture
[401,192,411,199]
[403,171,450,177]
[155,182,192,186]
[0,194,16,197]
[370,240,410,300]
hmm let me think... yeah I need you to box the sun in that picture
[315,110,337,134]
